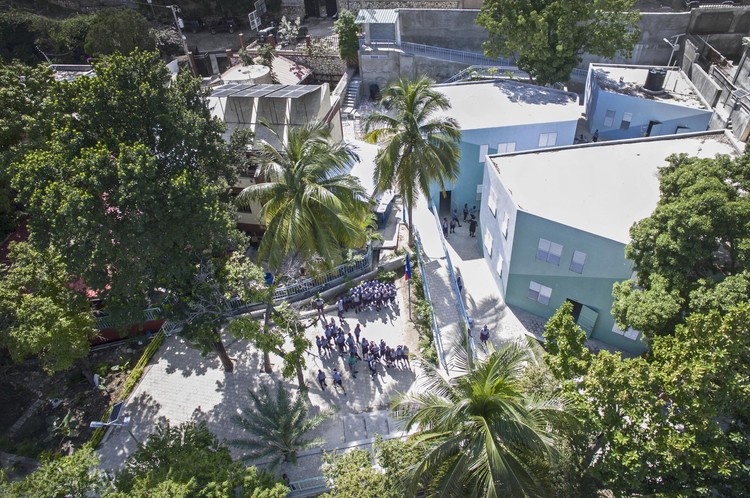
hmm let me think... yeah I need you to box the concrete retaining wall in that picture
[397,9,488,53]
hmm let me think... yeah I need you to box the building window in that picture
[496,255,504,276]
[538,132,557,147]
[501,212,510,237]
[528,281,552,305]
[620,112,632,130]
[612,323,641,341]
[484,228,493,256]
[604,109,616,127]
[487,189,497,216]
[536,238,563,265]
[497,142,516,154]
[569,250,587,273]
[479,144,488,163]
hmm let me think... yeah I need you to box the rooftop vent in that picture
[643,68,667,94]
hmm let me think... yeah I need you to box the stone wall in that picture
[282,53,347,81]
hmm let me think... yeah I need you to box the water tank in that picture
[643,69,667,93]
[222,64,272,84]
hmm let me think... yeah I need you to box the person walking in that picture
[337,298,345,324]
[347,353,358,378]
[368,358,378,379]
[469,218,477,237]
[332,369,346,395]
[463,203,469,222]
[480,324,490,347]
[353,323,362,343]
[317,370,327,391]
[456,274,463,293]
[449,217,456,234]
[470,205,477,219]
[315,336,323,357]
[452,208,462,227]
[442,217,449,237]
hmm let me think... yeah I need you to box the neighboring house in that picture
[208,81,343,233]
[479,131,740,354]
[428,80,581,214]
[584,64,713,141]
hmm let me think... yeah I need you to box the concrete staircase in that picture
[342,76,361,116]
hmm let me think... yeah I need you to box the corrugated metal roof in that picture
[355,9,399,24]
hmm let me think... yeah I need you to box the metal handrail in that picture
[360,39,515,67]
[414,232,448,373]
[430,203,475,362]
[95,307,163,330]
[287,476,329,496]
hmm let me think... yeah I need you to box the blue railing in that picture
[95,307,163,330]
[430,203,476,363]
[361,39,515,67]
[414,232,448,373]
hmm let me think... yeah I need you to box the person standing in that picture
[337,298,345,324]
[468,218,477,237]
[449,217,456,234]
[452,208,462,227]
[317,370,327,391]
[332,369,346,395]
[480,325,490,346]
[592,129,599,142]
[314,296,325,320]
[442,217,449,237]
[470,205,477,218]
[354,323,361,343]
[456,275,463,293]
[347,353,358,378]
[463,203,469,222]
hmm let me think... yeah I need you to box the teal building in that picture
[480,131,740,354]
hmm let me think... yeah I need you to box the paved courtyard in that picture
[97,288,421,481]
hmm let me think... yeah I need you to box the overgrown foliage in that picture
[476,0,640,85]
[332,10,359,67]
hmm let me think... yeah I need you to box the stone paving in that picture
[97,289,420,481]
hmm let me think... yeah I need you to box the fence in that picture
[429,203,476,363]
[287,476,329,497]
[360,39,516,67]
[95,307,163,330]
[414,232,448,373]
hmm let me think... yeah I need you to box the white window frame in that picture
[487,189,497,217]
[496,142,516,154]
[479,144,489,163]
[496,255,504,276]
[569,250,587,274]
[538,132,557,147]
[527,281,552,305]
[501,212,510,237]
[620,112,632,130]
[604,109,616,127]
[612,323,641,341]
[483,228,493,256]
[536,238,563,265]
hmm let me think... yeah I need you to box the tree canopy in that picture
[11,51,248,328]
[333,10,360,67]
[476,0,640,85]
[613,152,750,337]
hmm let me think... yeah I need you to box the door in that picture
[576,305,599,338]
[439,190,452,217]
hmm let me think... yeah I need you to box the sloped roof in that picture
[355,9,399,24]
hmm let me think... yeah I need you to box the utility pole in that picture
[169,4,196,76]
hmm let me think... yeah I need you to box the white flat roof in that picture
[591,64,708,110]
[492,132,739,243]
[433,80,581,130]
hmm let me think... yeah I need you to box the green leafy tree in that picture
[579,305,750,495]
[613,152,750,336]
[543,301,591,380]
[84,9,156,57]
[476,0,640,85]
[12,51,248,328]
[0,11,48,64]
[364,76,461,244]
[111,421,287,498]
[173,252,268,372]
[0,445,109,497]
[48,15,96,62]
[322,436,423,497]
[0,242,96,376]
[256,44,279,83]
[333,10,360,67]
[393,341,575,497]
[230,381,330,468]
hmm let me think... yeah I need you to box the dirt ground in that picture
[0,340,148,460]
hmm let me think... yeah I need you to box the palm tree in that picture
[229,381,330,468]
[393,342,575,497]
[236,120,369,271]
[363,76,461,244]
[236,121,369,373]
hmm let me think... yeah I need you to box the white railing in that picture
[414,232,448,373]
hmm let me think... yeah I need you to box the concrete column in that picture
[225,49,234,66]
[239,33,246,49]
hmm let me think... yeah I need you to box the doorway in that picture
[566,299,583,322]
[438,190,453,217]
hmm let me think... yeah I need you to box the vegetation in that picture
[83,9,155,57]
[476,0,640,85]
[333,10,360,67]
[364,76,461,244]
[236,120,368,271]
[613,152,750,338]
[322,435,423,497]
[393,341,575,496]
[542,301,591,380]
[229,381,330,468]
